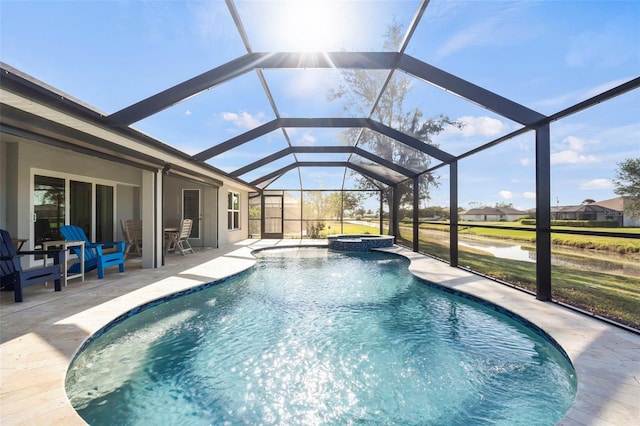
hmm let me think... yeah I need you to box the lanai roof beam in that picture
[106,52,546,128]
[194,117,453,163]
[250,161,396,187]
[229,146,416,179]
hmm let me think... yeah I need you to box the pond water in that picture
[458,239,640,278]
[459,240,536,263]
[66,248,576,425]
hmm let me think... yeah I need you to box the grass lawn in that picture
[415,221,640,253]
[321,221,380,236]
[399,234,640,330]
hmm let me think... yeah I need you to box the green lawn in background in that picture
[398,232,640,330]
[321,221,380,236]
[415,221,640,253]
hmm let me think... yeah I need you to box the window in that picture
[228,191,240,230]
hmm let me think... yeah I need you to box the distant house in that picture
[459,207,528,222]
[550,204,620,223]
[592,197,640,227]
[527,197,639,227]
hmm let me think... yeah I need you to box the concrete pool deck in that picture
[1,240,638,425]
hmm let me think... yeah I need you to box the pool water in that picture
[66,248,576,425]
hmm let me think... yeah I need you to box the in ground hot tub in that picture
[327,234,395,251]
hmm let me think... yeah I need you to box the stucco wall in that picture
[218,183,249,247]
[0,140,7,229]
[116,185,139,241]
[162,175,219,248]
[3,137,250,254]
[4,138,143,244]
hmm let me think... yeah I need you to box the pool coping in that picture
[1,240,638,425]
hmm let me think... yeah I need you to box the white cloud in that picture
[563,135,585,151]
[499,190,513,199]
[520,158,530,166]
[579,179,613,190]
[435,3,534,59]
[222,111,266,130]
[535,78,630,110]
[550,135,599,165]
[185,110,192,116]
[551,151,598,165]
[297,132,317,146]
[437,21,495,58]
[523,192,536,199]
[445,116,508,137]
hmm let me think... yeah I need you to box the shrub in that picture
[307,221,325,238]
[519,219,619,228]
[552,220,619,228]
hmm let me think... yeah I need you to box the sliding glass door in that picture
[33,174,115,246]
[96,184,114,242]
[70,180,92,237]
[33,175,65,249]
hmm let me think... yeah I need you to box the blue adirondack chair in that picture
[0,229,63,302]
[59,225,125,279]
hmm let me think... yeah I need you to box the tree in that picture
[467,201,485,209]
[327,22,463,236]
[613,158,640,219]
[303,191,328,219]
[581,198,595,205]
[324,192,362,220]
[302,191,362,221]
[495,202,514,208]
[354,207,366,218]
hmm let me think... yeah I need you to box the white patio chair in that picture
[176,219,194,255]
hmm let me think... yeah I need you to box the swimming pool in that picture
[66,248,576,425]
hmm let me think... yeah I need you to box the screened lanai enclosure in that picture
[1,0,638,330]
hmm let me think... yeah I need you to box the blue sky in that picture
[1,0,638,210]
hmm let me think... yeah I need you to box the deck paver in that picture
[1,240,638,425]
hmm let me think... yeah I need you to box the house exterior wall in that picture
[2,138,143,243]
[459,213,526,222]
[505,214,527,221]
[162,175,219,248]
[116,185,139,241]
[0,140,6,228]
[4,141,20,234]
[551,210,621,222]
[201,185,219,248]
[218,182,249,247]
[2,136,251,262]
